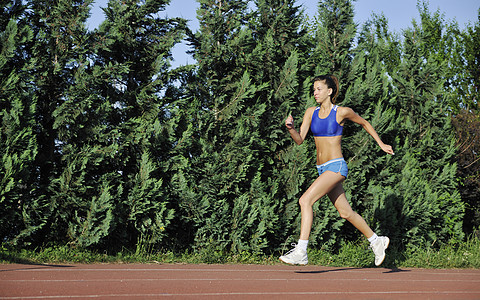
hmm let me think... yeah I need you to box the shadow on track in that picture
[294,267,411,274]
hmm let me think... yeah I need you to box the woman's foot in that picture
[371,236,390,266]
[279,244,308,265]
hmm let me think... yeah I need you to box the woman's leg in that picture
[328,183,390,266]
[280,171,345,265]
[327,183,374,238]
[282,172,388,266]
[298,171,345,240]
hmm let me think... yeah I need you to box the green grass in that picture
[1,237,479,269]
[400,237,480,269]
[306,237,480,269]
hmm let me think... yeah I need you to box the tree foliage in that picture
[1,0,186,249]
[1,0,478,255]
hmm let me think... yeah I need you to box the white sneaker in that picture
[279,244,308,265]
[371,236,390,266]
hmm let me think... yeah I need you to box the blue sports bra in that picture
[310,105,343,137]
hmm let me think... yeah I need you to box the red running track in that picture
[1,263,479,299]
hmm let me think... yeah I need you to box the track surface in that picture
[1,263,479,299]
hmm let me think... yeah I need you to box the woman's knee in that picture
[298,197,308,207]
[338,208,356,220]
[299,196,314,208]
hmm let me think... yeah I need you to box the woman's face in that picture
[313,80,332,104]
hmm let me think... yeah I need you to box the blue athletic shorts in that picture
[316,158,348,178]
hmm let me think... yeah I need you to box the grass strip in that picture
[1,236,479,269]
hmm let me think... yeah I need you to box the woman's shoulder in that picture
[304,106,318,114]
[300,106,317,121]
[336,105,354,116]
[336,106,359,123]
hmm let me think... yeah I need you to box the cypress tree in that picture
[309,0,356,91]
[5,0,94,245]
[50,0,187,248]
[301,0,359,250]
[0,0,37,243]
[366,4,464,248]
[170,0,314,255]
[301,0,464,251]
[171,0,261,255]
[1,0,472,254]
[246,0,313,250]
[339,13,399,245]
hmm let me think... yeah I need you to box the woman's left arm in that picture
[340,107,395,155]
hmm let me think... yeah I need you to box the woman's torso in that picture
[310,105,344,165]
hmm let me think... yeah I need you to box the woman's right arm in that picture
[285,107,313,145]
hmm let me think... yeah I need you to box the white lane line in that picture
[1,290,480,299]
[9,267,480,276]
[3,278,480,283]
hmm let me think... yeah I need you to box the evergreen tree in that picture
[417,7,480,236]
[246,0,314,250]
[460,9,480,111]
[0,0,37,242]
[0,0,473,254]
[339,13,399,245]
[50,0,186,248]
[171,0,262,255]
[170,0,314,255]
[310,0,356,95]
[367,3,464,248]
[300,0,463,251]
[4,0,95,245]
[302,0,359,250]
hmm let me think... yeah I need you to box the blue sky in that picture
[87,0,479,67]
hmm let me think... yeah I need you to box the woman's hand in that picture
[285,114,294,130]
[380,143,395,155]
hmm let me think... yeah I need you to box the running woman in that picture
[280,74,394,266]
